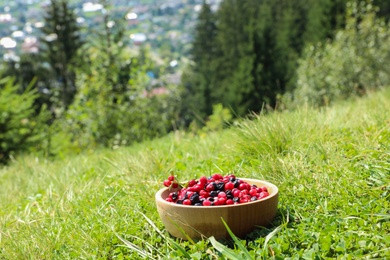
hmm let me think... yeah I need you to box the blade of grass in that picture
[221,217,252,259]
[114,232,153,259]
[140,212,192,259]
[209,236,243,260]
[166,215,197,244]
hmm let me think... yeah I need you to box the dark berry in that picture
[190,193,200,204]
[216,182,225,191]
[171,192,178,201]
[210,191,219,197]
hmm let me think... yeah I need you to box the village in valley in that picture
[0,0,222,81]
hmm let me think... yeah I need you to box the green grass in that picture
[1,88,390,259]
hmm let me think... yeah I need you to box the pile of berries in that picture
[162,174,269,206]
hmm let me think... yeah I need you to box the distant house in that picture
[126,12,138,26]
[130,33,147,45]
[142,86,169,98]
[22,37,39,53]
[0,13,12,23]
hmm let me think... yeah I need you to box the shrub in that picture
[0,77,49,164]
[291,1,390,107]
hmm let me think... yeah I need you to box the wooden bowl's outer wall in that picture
[155,178,279,240]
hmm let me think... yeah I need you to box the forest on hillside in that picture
[0,0,389,164]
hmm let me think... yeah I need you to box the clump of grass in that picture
[1,88,390,259]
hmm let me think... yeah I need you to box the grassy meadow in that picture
[1,88,389,259]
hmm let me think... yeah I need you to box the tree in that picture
[179,1,219,126]
[0,77,49,164]
[187,0,349,119]
[40,0,84,109]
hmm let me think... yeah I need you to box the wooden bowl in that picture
[155,178,279,240]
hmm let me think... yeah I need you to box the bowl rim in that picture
[155,178,279,209]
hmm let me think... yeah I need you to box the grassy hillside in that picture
[1,88,389,259]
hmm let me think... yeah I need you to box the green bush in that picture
[290,1,390,107]
[61,47,181,150]
[0,77,49,163]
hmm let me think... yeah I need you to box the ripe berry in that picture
[218,197,227,205]
[206,183,214,192]
[203,200,211,206]
[225,182,234,191]
[183,199,192,205]
[249,189,258,197]
[163,180,172,187]
[168,175,175,181]
[188,179,197,187]
[199,176,208,185]
[212,173,223,180]
[258,191,269,199]
[226,199,234,205]
[218,192,227,198]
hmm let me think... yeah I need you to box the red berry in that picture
[183,199,192,205]
[206,183,214,192]
[168,175,175,181]
[225,182,234,190]
[218,192,227,198]
[163,180,171,187]
[193,184,203,193]
[165,197,173,202]
[199,190,209,197]
[238,183,247,190]
[218,197,226,205]
[188,179,197,187]
[258,191,269,199]
[172,182,179,188]
[233,189,240,197]
[199,176,208,185]
[203,200,211,206]
[212,173,223,180]
[226,199,234,205]
[240,198,248,203]
[249,189,258,197]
